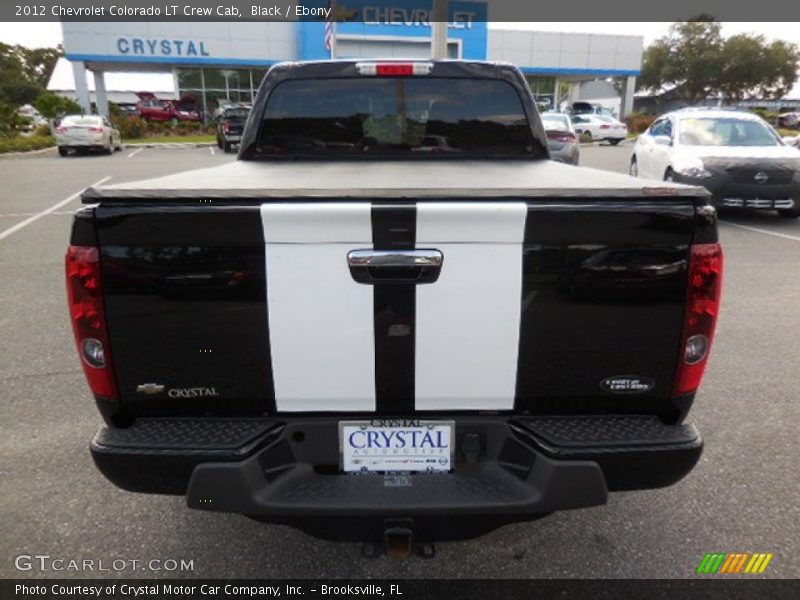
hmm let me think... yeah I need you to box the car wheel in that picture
[608,139,621,146]
[223,141,233,153]
[58,146,69,157]
[664,168,675,182]
[629,157,638,177]
[217,136,223,149]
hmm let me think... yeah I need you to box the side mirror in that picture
[653,135,672,146]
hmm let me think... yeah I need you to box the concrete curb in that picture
[0,146,57,159]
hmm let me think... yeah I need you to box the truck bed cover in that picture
[82,160,709,201]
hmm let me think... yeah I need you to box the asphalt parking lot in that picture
[1,144,798,579]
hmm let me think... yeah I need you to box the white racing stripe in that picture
[261,203,376,412]
[415,202,527,410]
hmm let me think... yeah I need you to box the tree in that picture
[638,17,800,104]
[18,45,62,88]
[718,35,800,101]
[34,93,82,122]
[0,42,63,106]
[638,17,725,105]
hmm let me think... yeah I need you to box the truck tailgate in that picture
[93,195,696,419]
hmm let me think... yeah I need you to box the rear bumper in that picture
[91,415,701,537]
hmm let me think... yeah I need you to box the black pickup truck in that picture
[215,105,251,153]
[68,60,722,552]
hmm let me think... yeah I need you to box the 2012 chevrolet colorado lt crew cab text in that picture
[67,60,723,551]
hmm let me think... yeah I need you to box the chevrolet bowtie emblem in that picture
[754,172,769,183]
[136,383,165,395]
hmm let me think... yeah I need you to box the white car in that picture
[571,114,628,145]
[630,108,800,218]
[17,104,49,132]
[55,115,122,157]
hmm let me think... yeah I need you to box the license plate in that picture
[339,420,454,473]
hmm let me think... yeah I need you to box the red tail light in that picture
[599,124,611,129]
[65,246,117,399]
[88,127,104,133]
[223,120,231,133]
[376,64,414,76]
[356,62,433,76]
[56,127,68,134]
[673,243,723,396]
[546,131,577,143]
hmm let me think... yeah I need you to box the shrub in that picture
[625,112,657,134]
[0,134,55,154]
[748,108,778,123]
[112,116,146,139]
[0,101,26,136]
[33,124,52,137]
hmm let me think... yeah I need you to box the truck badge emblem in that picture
[600,376,655,394]
[753,172,769,184]
[136,383,165,395]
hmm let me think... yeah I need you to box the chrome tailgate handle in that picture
[347,249,443,284]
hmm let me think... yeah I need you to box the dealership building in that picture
[57,6,643,119]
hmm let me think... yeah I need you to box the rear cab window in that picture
[60,116,102,127]
[251,78,540,159]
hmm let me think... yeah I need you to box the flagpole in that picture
[330,0,337,59]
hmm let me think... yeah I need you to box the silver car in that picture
[541,112,580,165]
[55,115,122,157]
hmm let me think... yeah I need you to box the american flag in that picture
[324,0,334,53]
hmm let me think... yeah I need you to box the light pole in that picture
[431,0,448,59]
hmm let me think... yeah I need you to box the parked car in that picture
[55,115,121,156]
[777,112,799,129]
[216,105,250,153]
[630,108,800,218]
[540,111,579,165]
[571,114,628,145]
[74,60,718,550]
[134,92,174,122]
[113,102,138,118]
[570,101,614,117]
[17,104,48,132]
[172,95,203,122]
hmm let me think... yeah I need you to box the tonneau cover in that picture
[82,160,709,201]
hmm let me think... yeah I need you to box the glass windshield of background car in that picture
[649,118,672,138]
[679,118,779,146]
[225,108,250,119]
[61,116,102,126]
[255,78,538,157]
[541,114,571,129]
